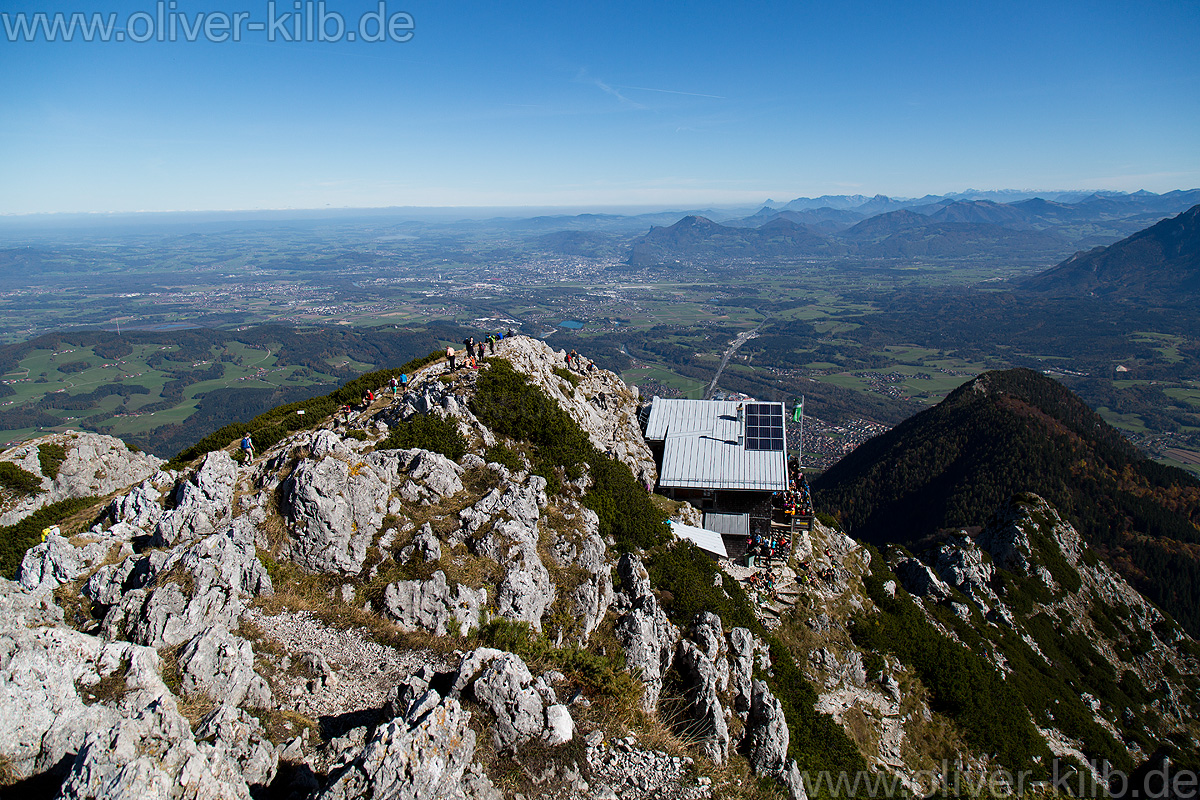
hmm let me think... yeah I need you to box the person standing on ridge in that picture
[240,433,254,461]
[447,346,456,370]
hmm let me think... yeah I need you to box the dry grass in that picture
[842,703,882,756]
[247,707,320,746]
[897,673,968,770]
[77,657,132,706]
[440,546,502,596]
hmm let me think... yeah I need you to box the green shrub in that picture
[0,496,98,578]
[815,511,841,530]
[0,462,44,496]
[853,545,1078,774]
[473,619,638,701]
[378,414,466,461]
[484,443,523,471]
[38,443,68,481]
[470,359,668,551]
[168,350,444,467]
[552,366,581,388]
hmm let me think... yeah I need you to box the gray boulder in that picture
[102,522,273,649]
[745,679,788,776]
[495,543,554,632]
[728,627,769,716]
[384,449,465,504]
[0,580,169,782]
[18,529,135,593]
[470,651,573,751]
[152,451,238,547]
[614,553,679,715]
[109,479,165,529]
[284,454,388,574]
[893,557,951,600]
[58,697,251,800]
[471,652,545,750]
[675,639,730,764]
[195,704,279,788]
[383,570,487,637]
[178,628,272,709]
[398,523,442,563]
[17,534,87,592]
[319,691,499,800]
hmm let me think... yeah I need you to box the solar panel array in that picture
[744,403,784,451]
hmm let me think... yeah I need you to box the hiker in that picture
[564,350,572,369]
[476,339,486,360]
[569,349,578,370]
[399,372,409,389]
[241,433,254,460]
[389,376,398,396]
[447,346,456,370]
[342,404,353,424]
[488,334,496,355]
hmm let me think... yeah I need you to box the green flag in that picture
[792,398,803,422]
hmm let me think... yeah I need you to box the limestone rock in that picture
[495,543,554,632]
[398,523,442,563]
[470,651,571,751]
[178,628,272,709]
[319,691,498,800]
[101,521,273,649]
[284,454,388,574]
[745,679,788,776]
[58,697,251,800]
[487,337,657,487]
[382,570,486,637]
[893,557,951,600]
[0,580,168,782]
[728,626,769,716]
[614,553,679,715]
[675,639,730,764]
[194,704,279,788]
[382,448,464,504]
[0,433,163,528]
[109,478,166,530]
[153,451,239,547]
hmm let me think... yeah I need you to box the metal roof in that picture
[669,521,729,558]
[645,398,788,491]
[704,512,750,538]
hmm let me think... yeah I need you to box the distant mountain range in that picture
[1022,203,1200,300]
[813,367,1200,636]
[624,189,1200,267]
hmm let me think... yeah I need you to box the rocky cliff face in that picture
[1,338,1196,799]
[0,431,163,526]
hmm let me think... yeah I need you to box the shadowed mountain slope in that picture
[814,368,1200,635]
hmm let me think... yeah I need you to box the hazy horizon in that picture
[4,0,1199,215]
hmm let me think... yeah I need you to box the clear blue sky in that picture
[2,0,1198,213]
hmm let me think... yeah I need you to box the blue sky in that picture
[2,0,1198,213]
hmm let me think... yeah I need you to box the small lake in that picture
[558,320,584,329]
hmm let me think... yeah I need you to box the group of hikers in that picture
[564,348,601,374]
[446,330,513,371]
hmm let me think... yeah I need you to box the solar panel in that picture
[744,403,784,451]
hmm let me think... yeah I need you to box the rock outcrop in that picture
[382,570,486,637]
[0,432,163,527]
[614,553,679,715]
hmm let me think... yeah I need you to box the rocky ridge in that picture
[1,336,1197,798]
